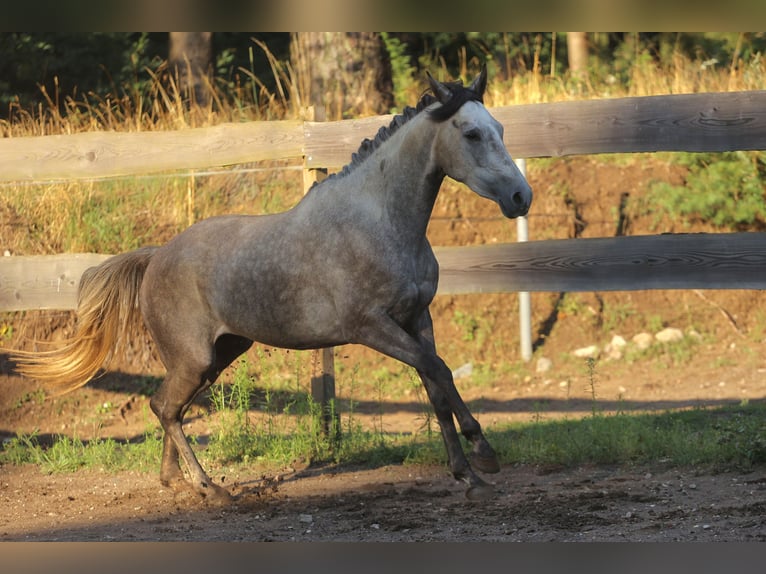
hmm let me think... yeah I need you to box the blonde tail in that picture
[12,246,157,395]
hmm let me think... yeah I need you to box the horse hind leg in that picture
[149,335,252,503]
[150,366,231,503]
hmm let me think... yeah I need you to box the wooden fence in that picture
[2,90,766,409]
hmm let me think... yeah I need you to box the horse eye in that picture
[464,128,481,142]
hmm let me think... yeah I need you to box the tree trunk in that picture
[567,32,589,81]
[168,32,213,106]
[290,32,393,119]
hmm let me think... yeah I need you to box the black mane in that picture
[314,81,482,188]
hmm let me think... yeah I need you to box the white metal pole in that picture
[515,158,533,362]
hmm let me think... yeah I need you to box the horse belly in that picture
[216,281,348,351]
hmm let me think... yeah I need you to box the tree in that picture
[290,32,393,119]
[168,32,213,106]
[567,32,589,81]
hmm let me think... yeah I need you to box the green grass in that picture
[492,401,766,470]
[0,431,163,474]
[4,395,765,477]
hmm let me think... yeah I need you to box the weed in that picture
[602,301,636,333]
[452,310,480,343]
[206,359,260,464]
[645,314,665,333]
[559,293,586,318]
[13,389,46,409]
[96,401,115,415]
[585,357,599,417]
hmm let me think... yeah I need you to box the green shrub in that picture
[645,151,766,230]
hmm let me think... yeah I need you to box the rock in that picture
[655,327,684,344]
[573,345,600,359]
[536,357,553,373]
[609,335,627,348]
[604,335,627,360]
[451,363,473,379]
[632,332,654,350]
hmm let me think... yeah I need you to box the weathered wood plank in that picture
[1,92,763,181]
[0,121,304,182]
[305,91,766,167]
[492,90,766,158]
[3,234,765,311]
[0,254,110,311]
[434,233,766,294]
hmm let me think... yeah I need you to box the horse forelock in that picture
[424,82,484,123]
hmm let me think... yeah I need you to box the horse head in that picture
[427,68,532,219]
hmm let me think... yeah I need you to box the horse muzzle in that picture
[500,185,532,219]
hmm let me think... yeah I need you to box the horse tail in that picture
[12,246,157,395]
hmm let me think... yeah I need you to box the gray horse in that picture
[13,68,532,501]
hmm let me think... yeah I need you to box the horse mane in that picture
[313,81,483,188]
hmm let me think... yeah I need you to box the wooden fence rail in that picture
[3,233,766,312]
[1,91,764,183]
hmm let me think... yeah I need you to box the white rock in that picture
[632,332,654,350]
[610,335,627,348]
[655,327,684,344]
[573,345,600,359]
[604,335,627,360]
[299,514,313,523]
[452,363,473,379]
[536,357,553,373]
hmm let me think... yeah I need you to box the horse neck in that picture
[353,116,444,241]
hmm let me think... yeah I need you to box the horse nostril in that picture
[512,191,525,206]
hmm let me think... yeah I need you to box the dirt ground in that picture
[2,154,766,541]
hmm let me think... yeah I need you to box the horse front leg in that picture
[413,311,500,474]
[416,369,495,500]
[356,310,496,499]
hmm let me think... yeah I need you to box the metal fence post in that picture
[515,158,533,362]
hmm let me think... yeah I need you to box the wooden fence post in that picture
[302,105,338,437]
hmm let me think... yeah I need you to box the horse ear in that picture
[426,71,452,103]
[469,65,488,97]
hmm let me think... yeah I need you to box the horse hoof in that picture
[202,483,233,504]
[465,482,495,501]
[470,451,501,474]
[162,477,191,494]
